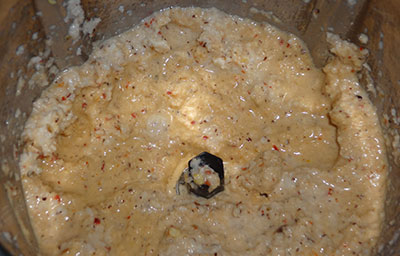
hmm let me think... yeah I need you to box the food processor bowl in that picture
[0,0,399,255]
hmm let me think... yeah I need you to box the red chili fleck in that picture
[102,93,106,99]
[360,47,364,51]
[157,31,162,35]
[286,43,290,48]
[204,180,211,186]
[166,91,172,95]
[144,22,149,28]
[190,121,196,125]
[273,145,279,151]
[279,39,284,46]
[54,195,61,202]
[127,216,131,220]
[61,96,66,101]
[66,93,71,98]
[351,69,355,73]
[241,167,247,171]
[94,218,101,225]
[328,188,333,195]
[199,41,207,47]
[82,102,87,108]
[131,113,136,118]
[202,135,209,140]
[205,170,212,175]
[101,161,105,171]
[348,56,352,59]
[150,18,155,24]
[37,154,46,160]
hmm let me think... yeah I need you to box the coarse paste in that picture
[20,7,387,256]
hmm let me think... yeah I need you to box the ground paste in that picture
[20,7,387,256]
